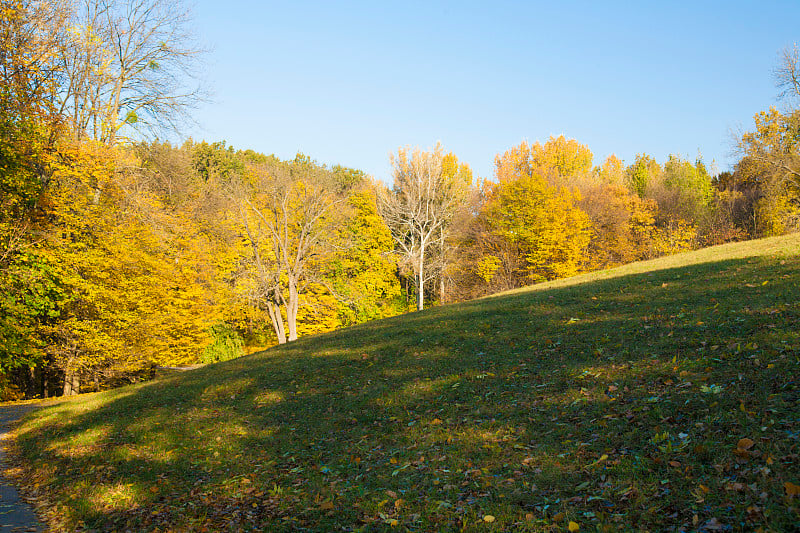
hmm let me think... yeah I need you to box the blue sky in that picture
[187,1,800,182]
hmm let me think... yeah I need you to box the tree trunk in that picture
[266,301,286,344]
[63,360,80,396]
[286,279,298,341]
[416,247,425,311]
[438,229,447,304]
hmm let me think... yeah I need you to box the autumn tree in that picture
[646,155,713,225]
[483,142,592,282]
[484,174,591,282]
[737,108,800,234]
[40,142,223,395]
[226,155,346,343]
[573,171,660,269]
[448,180,526,299]
[728,45,800,235]
[326,187,403,325]
[626,154,661,197]
[495,136,593,183]
[0,0,70,396]
[378,143,471,311]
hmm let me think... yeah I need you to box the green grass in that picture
[13,234,800,532]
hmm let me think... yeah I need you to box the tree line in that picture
[1,0,798,398]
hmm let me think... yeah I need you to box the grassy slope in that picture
[13,234,800,532]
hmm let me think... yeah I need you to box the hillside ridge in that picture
[13,233,800,532]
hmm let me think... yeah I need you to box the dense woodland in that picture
[2,0,799,399]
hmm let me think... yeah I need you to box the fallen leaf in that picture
[737,438,755,450]
[568,521,580,531]
[785,481,800,498]
[483,515,495,523]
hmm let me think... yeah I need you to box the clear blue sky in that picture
[186,1,800,182]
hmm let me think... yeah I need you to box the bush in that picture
[200,323,244,364]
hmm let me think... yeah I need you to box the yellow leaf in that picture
[388,518,399,527]
[483,515,495,523]
[737,438,755,450]
[568,521,580,532]
[785,481,800,497]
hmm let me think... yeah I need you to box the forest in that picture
[2,0,799,399]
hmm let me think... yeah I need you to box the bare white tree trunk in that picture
[416,242,425,311]
[286,278,299,341]
[266,300,286,344]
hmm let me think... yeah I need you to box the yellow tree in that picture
[0,0,68,390]
[326,187,402,325]
[575,178,660,269]
[43,142,220,394]
[485,144,592,282]
[495,135,593,183]
[227,155,345,344]
[739,107,800,234]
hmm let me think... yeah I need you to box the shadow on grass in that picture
[15,252,800,531]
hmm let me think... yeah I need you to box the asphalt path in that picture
[0,404,45,532]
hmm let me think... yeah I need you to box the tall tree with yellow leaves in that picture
[484,166,592,283]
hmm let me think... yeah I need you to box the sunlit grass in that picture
[9,233,800,531]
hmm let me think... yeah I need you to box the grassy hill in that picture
[12,234,800,531]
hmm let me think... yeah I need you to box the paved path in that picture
[0,404,45,532]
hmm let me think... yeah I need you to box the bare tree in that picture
[776,43,800,104]
[378,143,470,311]
[56,0,207,144]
